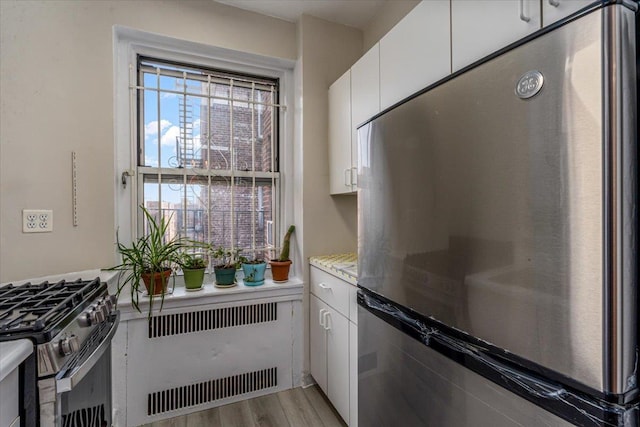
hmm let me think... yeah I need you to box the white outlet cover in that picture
[23,209,53,233]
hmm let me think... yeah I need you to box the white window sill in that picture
[115,274,303,320]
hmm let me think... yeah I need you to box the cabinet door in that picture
[379,0,451,110]
[326,306,350,423]
[349,321,358,427]
[329,70,354,195]
[310,295,328,394]
[451,0,541,71]
[542,0,593,26]
[351,44,380,126]
[351,43,380,190]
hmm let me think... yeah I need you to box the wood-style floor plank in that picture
[247,393,291,427]
[277,387,325,427]
[219,400,256,426]
[184,406,221,425]
[302,386,347,427]
[145,386,346,427]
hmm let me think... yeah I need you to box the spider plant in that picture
[111,205,189,316]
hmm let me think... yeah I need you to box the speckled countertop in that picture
[309,253,357,285]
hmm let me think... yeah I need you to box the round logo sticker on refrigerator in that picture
[515,70,544,99]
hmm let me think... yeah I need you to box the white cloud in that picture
[145,120,172,136]
[160,125,181,146]
[144,155,158,167]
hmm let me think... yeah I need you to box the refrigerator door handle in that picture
[519,0,531,22]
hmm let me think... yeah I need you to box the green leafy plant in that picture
[211,247,245,270]
[110,206,189,316]
[178,252,207,270]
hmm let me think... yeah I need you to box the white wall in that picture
[297,13,362,378]
[0,0,297,282]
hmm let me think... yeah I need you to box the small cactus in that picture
[278,225,295,261]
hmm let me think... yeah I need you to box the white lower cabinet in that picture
[310,294,350,423]
[349,321,358,427]
[310,265,357,425]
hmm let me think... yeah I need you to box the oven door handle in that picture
[55,311,120,393]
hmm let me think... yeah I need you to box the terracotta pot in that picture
[141,269,171,295]
[269,260,292,282]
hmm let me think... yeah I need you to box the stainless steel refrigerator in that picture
[357,2,638,426]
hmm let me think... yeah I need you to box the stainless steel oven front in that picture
[39,312,119,427]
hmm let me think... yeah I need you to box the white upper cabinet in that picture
[542,0,593,26]
[351,44,380,129]
[380,0,451,110]
[351,43,380,167]
[329,70,354,195]
[451,0,541,72]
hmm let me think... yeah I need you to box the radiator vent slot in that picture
[148,302,277,338]
[147,367,278,416]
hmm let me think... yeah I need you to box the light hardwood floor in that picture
[142,385,347,427]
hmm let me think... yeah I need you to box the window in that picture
[135,57,281,261]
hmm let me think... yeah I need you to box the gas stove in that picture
[0,277,119,427]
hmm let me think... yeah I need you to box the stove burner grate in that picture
[0,278,103,337]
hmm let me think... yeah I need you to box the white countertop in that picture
[0,340,33,382]
[310,253,357,285]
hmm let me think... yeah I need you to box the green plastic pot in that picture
[183,268,205,290]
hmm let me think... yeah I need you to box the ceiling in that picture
[213,0,388,30]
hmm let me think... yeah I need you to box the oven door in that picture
[54,312,119,427]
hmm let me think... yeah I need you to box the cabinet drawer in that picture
[310,266,351,318]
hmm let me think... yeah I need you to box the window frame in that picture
[114,26,296,269]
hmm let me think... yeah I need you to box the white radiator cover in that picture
[111,281,303,427]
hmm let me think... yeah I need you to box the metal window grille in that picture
[130,57,281,261]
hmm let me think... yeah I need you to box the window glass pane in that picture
[137,58,279,261]
[232,178,273,260]
[141,89,159,167]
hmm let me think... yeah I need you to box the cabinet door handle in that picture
[323,311,331,331]
[319,308,327,327]
[548,0,560,6]
[344,169,351,187]
[519,0,531,22]
[351,167,358,187]
[318,282,331,291]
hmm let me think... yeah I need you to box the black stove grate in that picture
[0,278,104,342]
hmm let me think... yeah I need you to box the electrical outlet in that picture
[23,209,53,233]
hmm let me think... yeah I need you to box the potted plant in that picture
[212,247,243,287]
[242,257,267,286]
[178,252,207,291]
[270,225,295,282]
[111,206,187,316]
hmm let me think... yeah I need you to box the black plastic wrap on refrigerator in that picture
[358,288,640,427]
